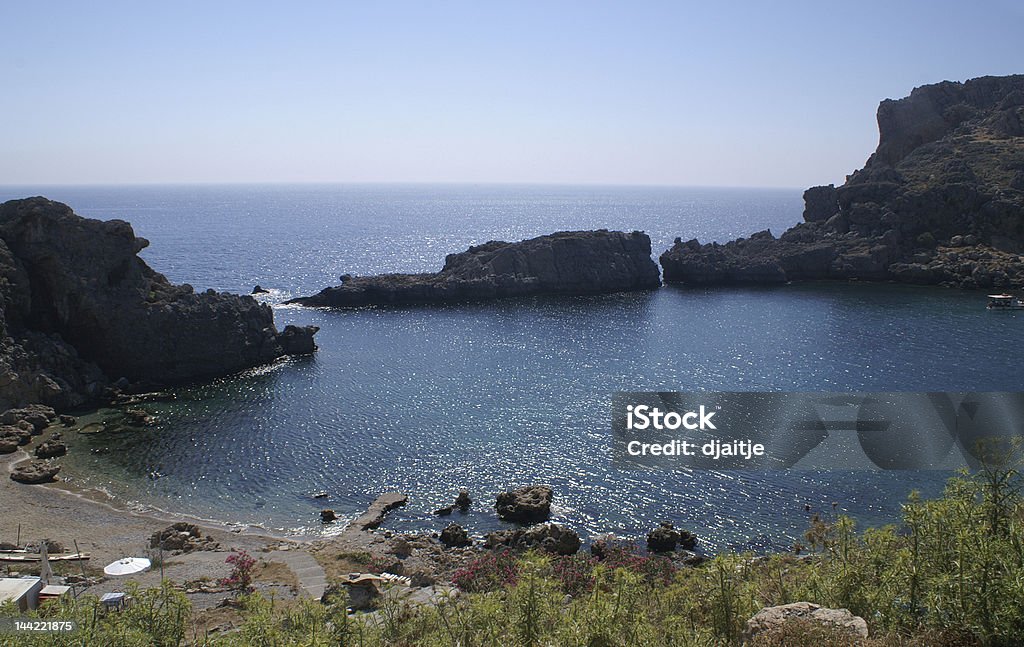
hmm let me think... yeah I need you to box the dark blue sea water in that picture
[1,184,1020,551]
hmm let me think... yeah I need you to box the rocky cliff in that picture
[0,197,317,410]
[286,230,661,307]
[660,74,1024,288]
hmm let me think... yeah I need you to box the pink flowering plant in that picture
[451,550,519,592]
[551,553,598,596]
[219,550,257,594]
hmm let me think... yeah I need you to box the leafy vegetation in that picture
[3,468,1023,646]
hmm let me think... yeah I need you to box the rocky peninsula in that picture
[286,229,660,307]
[660,74,1024,288]
[0,197,318,410]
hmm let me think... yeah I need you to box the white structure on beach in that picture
[0,577,43,612]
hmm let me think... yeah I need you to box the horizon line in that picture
[0,179,809,192]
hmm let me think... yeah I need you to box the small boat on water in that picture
[987,294,1024,310]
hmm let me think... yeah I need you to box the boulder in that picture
[435,489,472,516]
[59,414,76,426]
[495,485,553,523]
[150,522,203,551]
[0,425,31,446]
[10,460,60,484]
[34,440,66,459]
[277,325,319,355]
[286,230,661,307]
[251,285,270,294]
[646,522,696,553]
[0,438,18,453]
[320,509,338,523]
[439,523,472,548]
[484,523,581,555]
[388,536,413,557]
[743,602,869,642]
[0,405,56,431]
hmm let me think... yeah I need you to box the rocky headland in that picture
[285,229,661,307]
[660,74,1024,288]
[0,197,318,410]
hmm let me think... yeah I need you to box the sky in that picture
[2,1,1022,188]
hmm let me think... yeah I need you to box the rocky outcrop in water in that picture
[495,485,553,523]
[0,197,318,410]
[286,230,661,307]
[660,75,1024,288]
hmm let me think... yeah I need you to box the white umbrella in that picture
[103,557,151,577]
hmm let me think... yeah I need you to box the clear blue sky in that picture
[2,1,1022,188]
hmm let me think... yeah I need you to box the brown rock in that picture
[495,485,552,523]
[34,440,67,459]
[743,602,869,642]
[10,460,60,484]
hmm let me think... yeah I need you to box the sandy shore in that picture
[0,442,455,607]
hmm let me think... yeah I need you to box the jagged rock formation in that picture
[286,230,661,307]
[0,197,318,409]
[661,74,1024,288]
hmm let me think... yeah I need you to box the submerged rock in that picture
[495,485,553,523]
[286,230,661,307]
[660,75,1024,288]
[0,198,318,409]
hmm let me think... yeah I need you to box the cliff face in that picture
[287,230,661,307]
[661,74,1024,288]
[0,197,317,410]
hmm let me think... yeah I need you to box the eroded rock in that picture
[484,523,581,555]
[495,485,552,523]
[10,460,60,484]
[743,602,869,641]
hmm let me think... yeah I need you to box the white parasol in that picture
[103,557,151,577]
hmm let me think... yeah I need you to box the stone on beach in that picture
[10,460,60,484]
[34,439,67,459]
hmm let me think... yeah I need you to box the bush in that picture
[451,549,519,592]
[220,550,257,594]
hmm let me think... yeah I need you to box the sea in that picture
[1,183,1019,552]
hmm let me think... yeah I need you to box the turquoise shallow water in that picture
[1,184,1018,550]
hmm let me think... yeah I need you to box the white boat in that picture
[987,294,1024,310]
